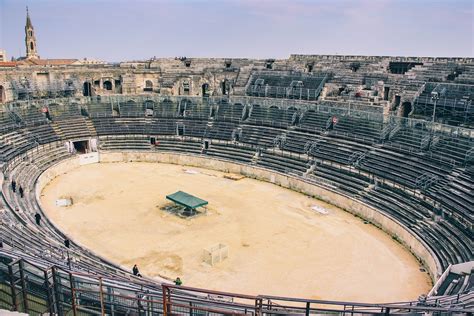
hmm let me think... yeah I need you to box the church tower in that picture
[25,7,39,59]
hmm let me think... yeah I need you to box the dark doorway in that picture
[221,80,229,95]
[394,95,401,109]
[202,83,210,97]
[145,100,155,117]
[388,62,423,74]
[73,140,89,154]
[179,99,191,117]
[83,82,92,96]
[177,124,184,136]
[144,80,153,92]
[383,87,390,101]
[115,80,122,94]
[401,102,412,118]
[103,81,113,91]
[0,85,4,103]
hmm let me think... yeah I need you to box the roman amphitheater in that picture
[0,10,473,316]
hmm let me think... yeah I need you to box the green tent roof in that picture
[166,191,208,209]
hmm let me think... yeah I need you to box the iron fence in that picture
[0,253,471,316]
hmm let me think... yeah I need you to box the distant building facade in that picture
[74,58,106,65]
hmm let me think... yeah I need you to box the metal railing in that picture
[0,253,471,316]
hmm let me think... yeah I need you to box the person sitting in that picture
[174,277,182,286]
[132,264,141,277]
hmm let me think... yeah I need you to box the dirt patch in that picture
[41,162,432,302]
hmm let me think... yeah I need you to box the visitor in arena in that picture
[18,185,24,198]
[11,179,16,193]
[64,239,70,248]
[34,212,41,225]
[132,264,141,277]
[174,277,182,286]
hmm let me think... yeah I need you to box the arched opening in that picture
[202,83,210,97]
[401,102,412,118]
[30,42,34,51]
[144,80,153,92]
[103,80,113,91]
[145,100,155,117]
[160,98,175,117]
[0,85,4,103]
[83,82,92,97]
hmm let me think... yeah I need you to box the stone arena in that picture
[0,3,472,315]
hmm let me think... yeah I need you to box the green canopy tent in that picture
[166,191,208,216]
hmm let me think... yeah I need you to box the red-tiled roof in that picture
[27,58,78,66]
[0,62,18,67]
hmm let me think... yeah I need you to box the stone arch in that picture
[103,80,113,91]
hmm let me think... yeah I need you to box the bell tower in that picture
[25,7,39,59]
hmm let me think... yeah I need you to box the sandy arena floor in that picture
[40,162,432,302]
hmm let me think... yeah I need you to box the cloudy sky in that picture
[0,0,472,61]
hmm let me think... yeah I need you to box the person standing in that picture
[174,277,182,286]
[11,179,16,193]
[19,185,24,198]
[34,213,41,225]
